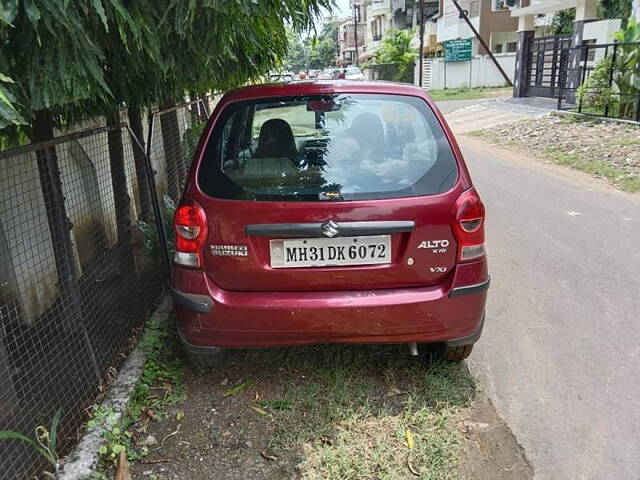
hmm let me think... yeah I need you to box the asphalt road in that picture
[457,136,640,480]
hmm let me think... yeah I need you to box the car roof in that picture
[220,80,428,103]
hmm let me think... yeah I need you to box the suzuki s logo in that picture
[321,219,339,238]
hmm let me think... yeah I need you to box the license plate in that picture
[270,235,391,268]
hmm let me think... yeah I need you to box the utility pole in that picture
[353,3,360,66]
[450,0,513,86]
[418,0,425,87]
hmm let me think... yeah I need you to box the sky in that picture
[330,0,352,17]
[304,0,350,38]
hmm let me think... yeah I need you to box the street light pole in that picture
[418,0,425,87]
[353,3,360,66]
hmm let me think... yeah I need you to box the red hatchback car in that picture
[171,81,489,366]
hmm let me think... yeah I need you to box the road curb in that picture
[57,294,173,479]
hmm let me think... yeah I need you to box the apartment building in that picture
[338,18,366,64]
[349,0,518,62]
[435,0,518,55]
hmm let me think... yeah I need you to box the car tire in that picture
[185,348,228,369]
[443,344,474,362]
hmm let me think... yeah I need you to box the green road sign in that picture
[444,38,472,63]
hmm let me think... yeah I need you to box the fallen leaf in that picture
[261,450,278,461]
[223,380,253,397]
[249,405,268,416]
[405,429,415,449]
[137,406,158,433]
[176,411,185,421]
[385,387,403,397]
[115,450,132,480]
[138,434,158,447]
[407,456,420,476]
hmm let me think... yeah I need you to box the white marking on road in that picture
[567,211,582,217]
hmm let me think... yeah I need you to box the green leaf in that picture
[24,0,41,24]
[0,73,14,83]
[91,0,109,30]
[49,409,62,459]
[111,443,125,454]
[223,380,253,397]
[0,0,18,25]
[0,431,54,466]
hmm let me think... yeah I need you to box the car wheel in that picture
[443,344,473,362]
[185,348,228,368]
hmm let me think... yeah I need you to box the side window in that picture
[221,110,237,171]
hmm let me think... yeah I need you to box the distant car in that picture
[308,69,321,79]
[319,68,341,79]
[268,72,295,82]
[171,81,489,367]
[345,66,364,81]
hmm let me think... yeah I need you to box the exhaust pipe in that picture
[408,342,418,356]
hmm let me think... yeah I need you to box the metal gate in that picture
[526,34,571,98]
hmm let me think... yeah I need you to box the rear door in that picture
[195,92,462,292]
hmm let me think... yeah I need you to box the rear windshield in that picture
[197,94,458,201]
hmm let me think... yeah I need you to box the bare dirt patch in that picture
[469,114,640,193]
[458,393,532,480]
[128,345,532,480]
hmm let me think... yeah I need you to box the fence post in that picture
[159,101,186,202]
[604,42,618,118]
[33,113,102,383]
[200,94,211,118]
[127,105,154,222]
[127,122,173,274]
[577,46,589,114]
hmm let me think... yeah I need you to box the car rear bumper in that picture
[172,261,488,348]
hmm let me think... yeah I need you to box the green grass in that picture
[545,145,640,192]
[470,117,640,194]
[91,310,185,469]
[248,345,474,479]
[427,87,512,102]
[465,129,486,138]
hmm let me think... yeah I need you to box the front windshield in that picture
[198,94,458,201]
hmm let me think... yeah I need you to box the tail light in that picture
[174,200,208,268]
[452,188,486,262]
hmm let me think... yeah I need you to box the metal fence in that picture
[558,41,640,121]
[0,96,212,478]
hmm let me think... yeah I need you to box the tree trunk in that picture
[33,110,81,315]
[127,105,153,223]
[106,112,135,269]
[32,109,102,382]
[159,101,185,202]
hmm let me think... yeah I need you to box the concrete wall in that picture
[582,19,622,44]
[0,109,169,326]
[0,152,59,322]
[490,31,518,52]
[416,52,516,90]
